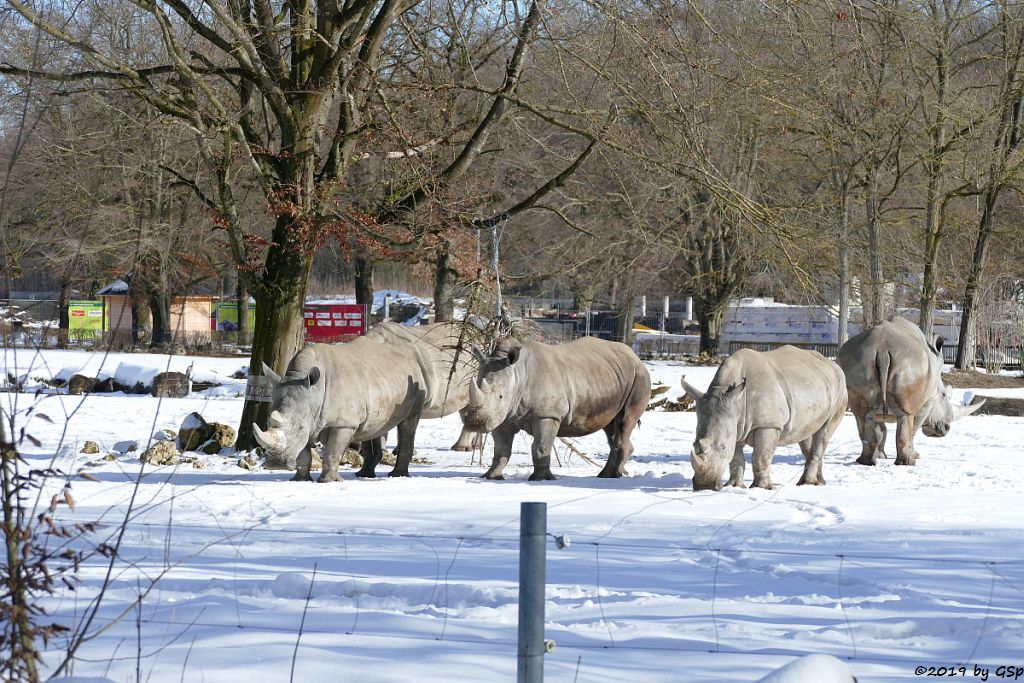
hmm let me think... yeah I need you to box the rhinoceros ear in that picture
[725,378,747,398]
[305,366,321,387]
[507,343,522,365]
[931,335,944,357]
[262,362,282,384]
[471,345,487,365]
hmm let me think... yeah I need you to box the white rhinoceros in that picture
[837,317,983,466]
[460,336,651,480]
[254,321,479,481]
[681,346,847,491]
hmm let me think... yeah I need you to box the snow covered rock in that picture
[178,412,213,451]
[113,440,138,454]
[756,654,855,683]
[79,441,100,454]
[152,371,191,398]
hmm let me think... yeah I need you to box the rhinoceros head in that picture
[253,362,323,468]
[682,375,746,491]
[920,383,985,437]
[460,341,522,433]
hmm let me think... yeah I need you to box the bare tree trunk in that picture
[148,288,172,347]
[955,190,998,369]
[236,223,314,450]
[353,251,374,308]
[697,299,727,356]
[236,277,249,344]
[613,295,636,344]
[837,201,850,345]
[57,274,71,349]
[433,246,457,323]
[864,166,885,327]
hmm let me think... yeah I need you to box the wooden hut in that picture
[97,280,215,342]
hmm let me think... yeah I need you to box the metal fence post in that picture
[518,501,547,683]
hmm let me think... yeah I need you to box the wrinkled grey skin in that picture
[460,336,651,480]
[837,317,984,466]
[254,323,479,481]
[681,346,848,492]
[354,322,483,474]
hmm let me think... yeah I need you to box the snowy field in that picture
[3,347,1024,682]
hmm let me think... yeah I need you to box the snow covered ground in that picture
[2,347,1023,682]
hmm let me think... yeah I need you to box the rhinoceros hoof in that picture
[355,470,377,478]
[451,444,473,452]
[317,471,342,483]
[752,481,774,490]
[290,471,314,482]
[728,481,748,488]
[388,470,410,478]
[529,471,557,481]
[482,472,505,480]
[597,469,624,478]
[855,455,877,466]
[797,477,826,486]
[894,456,917,466]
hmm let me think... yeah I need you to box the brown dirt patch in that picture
[943,370,1024,389]
[968,396,1024,417]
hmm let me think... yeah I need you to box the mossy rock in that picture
[80,441,100,454]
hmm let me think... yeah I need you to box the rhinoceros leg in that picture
[450,428,482,452]
[290,446,315,482]
[598,389,645,478]
[727,443,747,488]
[750,428,780,490]
[854,413,885,465]
[894,414,920,466]
[483,424,517,480]
[389,415,421,477]
[318,427,355,483]
[528,418,558,481]
[355,438,384,478]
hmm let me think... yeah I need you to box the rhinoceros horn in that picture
[953,398,985,420]
[261,362,282,384]
[680,376,704,400]
[253,423,286,452]
[269,410,287,426]
[468,375,485,405]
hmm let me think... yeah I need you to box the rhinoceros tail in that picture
[876,351,891,411]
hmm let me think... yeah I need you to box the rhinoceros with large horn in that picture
[680,346,848,491]
[254,321,479,481]
[460,336,651,480]
[837,316,984,466]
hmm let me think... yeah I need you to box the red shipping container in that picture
[303,303,368,343]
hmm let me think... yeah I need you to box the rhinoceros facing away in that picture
[253,321,479,481]
[837,317,983,466]
[681,346,847,491]
[460,336,652,480]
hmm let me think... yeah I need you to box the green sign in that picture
[213,301,255,332]
[68,300,104,337]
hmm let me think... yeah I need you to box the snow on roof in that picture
[96,279,129,296]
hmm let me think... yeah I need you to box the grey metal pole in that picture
[518,501,547,683]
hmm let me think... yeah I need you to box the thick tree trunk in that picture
[696,298,726,356]
[235,243,313,451]
[613,296,636,344]
[433,247,457,323]
[354,252,374,307]
[148,289,172,347]
[955,190,998,370]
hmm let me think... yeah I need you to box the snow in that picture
[756,654,854,682]
[2,348,1023,682]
